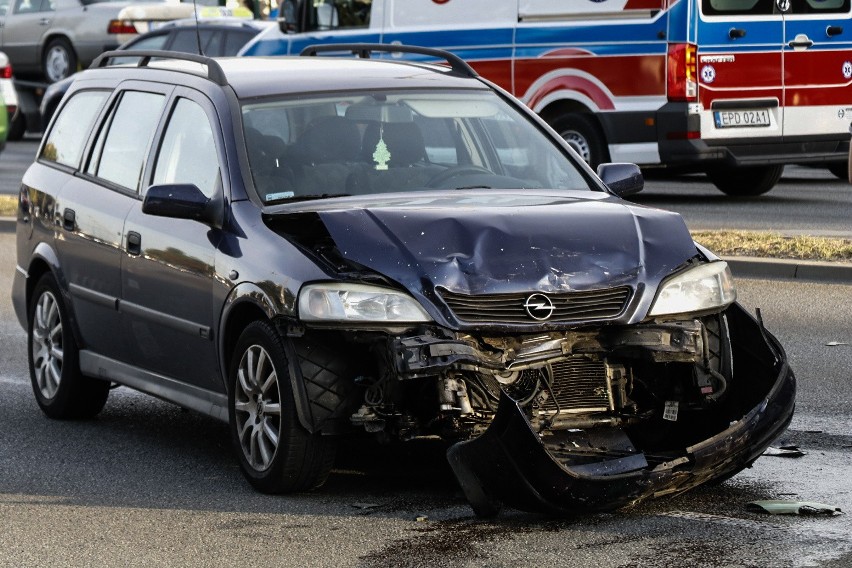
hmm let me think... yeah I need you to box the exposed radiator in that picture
[534,356,615,415]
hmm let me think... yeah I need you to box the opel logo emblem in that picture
[524,293,555,321]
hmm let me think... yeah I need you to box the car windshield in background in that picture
[242,89,591,204]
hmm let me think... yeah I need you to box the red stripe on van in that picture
[526,75,617,111]
[516,55,665,98]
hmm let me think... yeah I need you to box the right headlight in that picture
[648,261,737,317]
[298,282,432,323]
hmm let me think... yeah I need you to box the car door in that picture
[697,0,784,141]
[120,88,224,392]
[1,0,53,70]
[51,84,168,364]
[782,0,852,138]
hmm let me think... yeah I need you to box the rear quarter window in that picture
[41,90,108,168]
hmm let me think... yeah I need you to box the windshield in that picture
[241,89,592,204]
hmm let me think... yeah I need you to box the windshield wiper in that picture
[267,193,350,204]
[455,185,493,190]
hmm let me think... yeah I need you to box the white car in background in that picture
[0,0,196,82]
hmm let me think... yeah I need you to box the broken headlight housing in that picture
[648,261,736,317]
[298,282,432,323]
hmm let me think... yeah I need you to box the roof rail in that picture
[90,50,228,86]
[300,43,478,79]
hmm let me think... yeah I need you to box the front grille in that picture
[439,287,631,324]
[535,356,612,414]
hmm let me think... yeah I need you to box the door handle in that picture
[728,28,746,40]
[38,17,50,25]
[788,34,814,50]
[126,231,141,256]
[62,208,75,231]
[826,25,843,37]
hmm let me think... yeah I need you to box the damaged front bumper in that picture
[446,304,796,516]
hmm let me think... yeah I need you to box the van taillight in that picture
[108,20,138,34]
[667,43,697,102]
[0,64,11,79]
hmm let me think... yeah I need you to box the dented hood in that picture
[271,190,697,318]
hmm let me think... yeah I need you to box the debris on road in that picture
[762,445,806,458]
[747,500,842,515]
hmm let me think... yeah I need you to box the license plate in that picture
[713,109,771,128]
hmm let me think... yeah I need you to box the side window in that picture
[308,0,371,30]
[170,29,215,54]
[88,91,165,191]
[702,0,775,15]
[125,33,170,52]
[41,91,108,168]
[792,0,849,13]
[223,30,256,56]
[416,117,459,166]
[153,98,220,199]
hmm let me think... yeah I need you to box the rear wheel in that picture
[549,113,608,169]
[28,273,110,419]
[707,164,784,197]
[229,320,336,493]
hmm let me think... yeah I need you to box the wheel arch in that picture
[218,283,279,391]
[538,100,611,165]
[25,244,85,350]
[39,33,77,63]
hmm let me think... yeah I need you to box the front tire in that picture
[28,273,110,419]
[229,321,336,493]
[42,37,77,83]
[707,164,784,196]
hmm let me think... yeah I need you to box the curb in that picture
[724,256,852,285]
[1,217,849,284]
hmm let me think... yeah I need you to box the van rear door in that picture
[782,0,852,139]
[697,1,784,143]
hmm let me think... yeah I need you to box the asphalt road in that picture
[0,232,851,566]
[3,139,850,237]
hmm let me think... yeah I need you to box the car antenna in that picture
[192,0,203,55]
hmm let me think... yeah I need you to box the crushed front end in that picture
[269,201,795,515]
[285,291,793,516]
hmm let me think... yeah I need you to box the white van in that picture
[242,0,852,195]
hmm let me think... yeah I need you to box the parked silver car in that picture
[0,0,174,82]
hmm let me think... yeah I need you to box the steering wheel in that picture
[425,164,494,188]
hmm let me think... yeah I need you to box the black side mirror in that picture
[596,163,644,197]
[143,184,222,228]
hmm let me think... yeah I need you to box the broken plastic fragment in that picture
[762,445,806,458]
[825,341,848,347]
[415,515,428,522]
[747,500,842,515]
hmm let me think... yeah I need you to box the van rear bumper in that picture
[658,136,849,170]
[654,102,849,169]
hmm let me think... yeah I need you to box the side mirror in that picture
[596,163,644,197]
[143,184,222,228]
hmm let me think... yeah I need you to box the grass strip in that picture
[0,194,16,217]
[692,230,852,262]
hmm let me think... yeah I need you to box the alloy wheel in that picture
[233,345,282,471]
[31,290,64,399]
